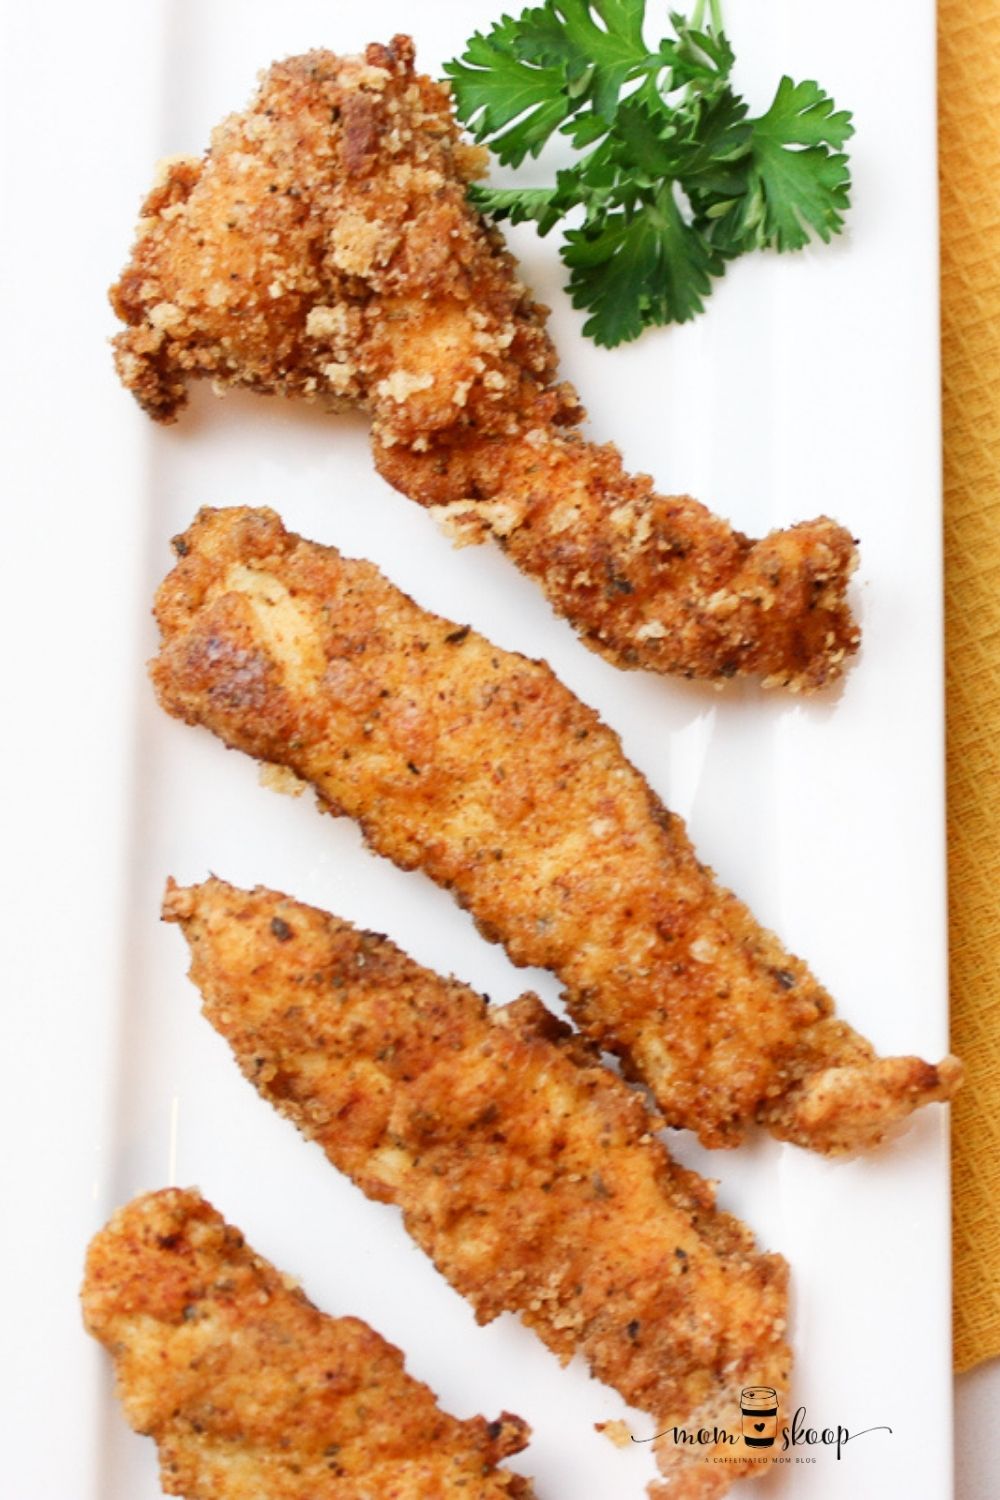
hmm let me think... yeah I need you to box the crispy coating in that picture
[163,878,792,1500]
[111,39,859,692]
[150,507,961,1153]
[81,1188,534,1499]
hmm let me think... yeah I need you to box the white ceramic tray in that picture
[0,1,950,1496]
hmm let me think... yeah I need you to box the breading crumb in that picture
[258,762,309,798]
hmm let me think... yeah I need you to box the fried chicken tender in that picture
[150,507,960,1153]
[111,39,859,692]
[81,1188,534,1500]
[163,878,792,1500]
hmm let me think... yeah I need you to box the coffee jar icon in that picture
[740,1387,778,1448]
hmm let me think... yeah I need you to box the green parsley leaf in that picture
[563,212,662,347]
[696,77,854,252]
[444,0,657,163]
[514,0,650,120]
[757,73,854,151]
[564,186,726,344]
[613,90,751,192]
[442,15,569,166]
[445,2,853,343]
[468,182,567,234]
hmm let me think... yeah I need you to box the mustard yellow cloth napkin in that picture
[939,0,1000,1373]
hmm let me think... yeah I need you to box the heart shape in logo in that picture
[753,1423,765,1433]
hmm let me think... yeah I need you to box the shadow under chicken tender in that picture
[150,506,960,1153]
[82,1188,534,1500]
[112,38,859,691]
[164,877,792,1500]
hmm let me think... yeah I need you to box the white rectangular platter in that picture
[0,0,951,1496]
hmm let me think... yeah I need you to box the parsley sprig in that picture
[444,1,853,346]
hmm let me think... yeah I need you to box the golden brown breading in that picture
[163,878,792,1500]
[150,507,961,1153]
[82,1188,534,1500]
[111,39,859,692]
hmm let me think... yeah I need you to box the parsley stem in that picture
[692,0,723,32]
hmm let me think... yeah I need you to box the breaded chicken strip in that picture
[82,1188,534,1500]
[150,507,960,1153]
[163,878,792,1500]
[112,39,859,692]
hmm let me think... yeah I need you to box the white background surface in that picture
[956,1362,999,1499]
[1,1,980,1496]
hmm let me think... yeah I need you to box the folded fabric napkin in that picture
[939,0,1000,1373]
